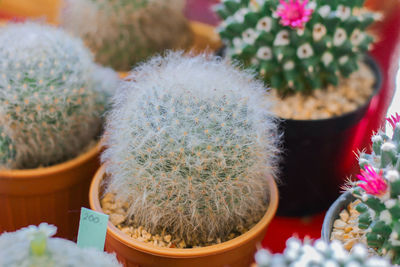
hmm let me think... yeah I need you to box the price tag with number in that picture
[77,207,109,251]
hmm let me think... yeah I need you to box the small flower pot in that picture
[0,143,100,241]
[89,165,279,267]
[277,56,382,216]
[321,191,355,242]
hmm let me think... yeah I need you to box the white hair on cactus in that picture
[0,22,105,169]
[102,51,280,245]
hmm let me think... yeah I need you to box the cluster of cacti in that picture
[255,237,391,266]
[0,23,117,169]
[102,52,280,245]
[0,223,121,267]
[61,0,193,71]
[215,0,378,94]
[345,114,400,264]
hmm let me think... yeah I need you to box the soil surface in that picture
[271,62,375,120]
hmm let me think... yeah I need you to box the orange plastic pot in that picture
[0,143,100,241]
[90,166,278,267]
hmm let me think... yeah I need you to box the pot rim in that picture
[321,191,355,242]
[0,142,100,178]
[89,165,279,258]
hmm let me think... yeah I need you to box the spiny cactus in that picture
[61,0,193,71]
[102,52,280,245]
[0,126,16,166]
[255,237,391,266]
[0,223,121,267]
[216,0,379,94]
[345,114,400,264]
[0,23,113,169]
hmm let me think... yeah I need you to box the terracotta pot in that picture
[90,166,278,267]
[0,143,100,241]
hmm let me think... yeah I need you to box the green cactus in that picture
[102,52,280,246]
[0,126,16,167]
[0,223,121,267]
[216,0,378,94]
[255,237,391,266]
[62,0,193,71]
[346,114,400,264]
[0,23,115,169]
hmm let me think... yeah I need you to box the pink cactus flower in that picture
[276,0,313,29]
[386,113,400,129]
[357,165,387,196]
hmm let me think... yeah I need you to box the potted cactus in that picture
[0,22,119,240]
[253,237,391,266]
[0,223,121,266]
[61,0,193,71]
[215,0,382,215]
[89,52,280,267]
[322,114,400,264]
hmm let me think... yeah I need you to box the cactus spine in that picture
[102,52,280,246]
[216,0,378,94]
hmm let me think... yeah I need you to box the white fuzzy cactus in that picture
[0,223,121,267]
[61,0,192,71]
[102,52,280,245]
[0,23,118,169]
[255,237,391,267]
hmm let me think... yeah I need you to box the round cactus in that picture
[61,0,193,71]
[255,237,391,267]
[215,0,379,94]
[0,23,112,169]
[345,114,400,264]
[102,52,280,245]
[0,223,121,267]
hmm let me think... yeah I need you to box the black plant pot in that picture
[277,56,381,216]
[321,192,355,242]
